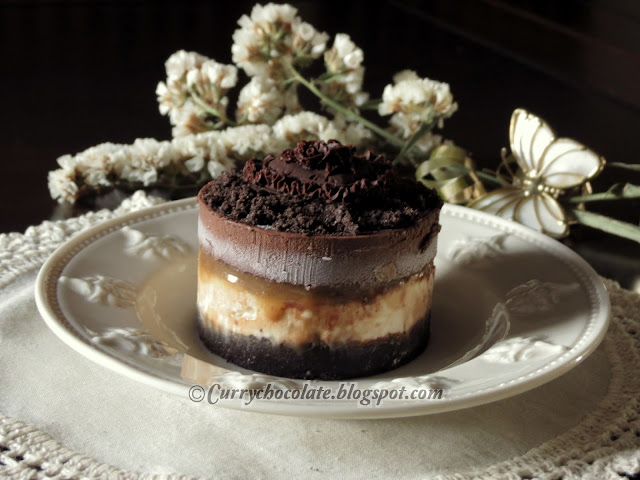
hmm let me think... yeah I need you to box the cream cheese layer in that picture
[197,254,434,345]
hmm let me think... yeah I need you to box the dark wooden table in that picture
[2,0,639,288]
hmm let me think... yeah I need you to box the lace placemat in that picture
[0,192,639,479]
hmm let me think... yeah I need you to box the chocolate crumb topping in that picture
[242,139,393,203]
[200,139,442,235]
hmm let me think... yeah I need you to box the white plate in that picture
[35,198,610,419]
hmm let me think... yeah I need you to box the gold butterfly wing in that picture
[468,187,569,237]
[470,109,604,238]
[509,108,556,176]
[510,108,605,187]
[537,137,605,189]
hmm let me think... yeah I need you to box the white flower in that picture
[47,115,373,205]
[184,156,205,172]
[56,153,79,171]
[322,34,368,108]
[130,138,174,170]
[231,29,267,78]
[272,112,371,148]
[296,22,316,42]
[207,161,226,179]
[231,3,328,80]
[142,169,158,186]
[379,71,457,138]
[236,77,285,124]
[170,101,209,137]
[172,122,199,138]
[84,168,110,187]
[184,70,203,89]
[292,21,329,61]
[48,169,79,203]
[248,2,298,25]
[203,61,238,89]
[331,115,374,146]
[158,51,237,131]
[48,133,232,203]
[165,50,209,81]
[232,3,298,78]
[219,124,281,156]
[272,112,333,143]
[156,81,184,116]
[326,34,364,71]
[121,165,158,186]
[389,113,420,139]
[353,91,369,106]
[186,60,237,94]
[392,69,419,83]
[184,60,237,125]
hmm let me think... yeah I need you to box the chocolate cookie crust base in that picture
[198,312,431,380]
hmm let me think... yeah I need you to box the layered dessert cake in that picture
[197,139,442,380]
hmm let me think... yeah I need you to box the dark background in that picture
[2,0,640,283]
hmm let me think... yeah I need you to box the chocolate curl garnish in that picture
[242,139,393,203]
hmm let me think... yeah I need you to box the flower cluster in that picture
[236,77,285,125]
[45,2,640,245]
[271,112,373,146]
[154,2,457,145]
[379,70,457,139]
[156,51,238,137]
[231,3,328,80]
[48,114,373,203]
[321,34,368,109]
[51,2,457,204]
[229,3,333,123]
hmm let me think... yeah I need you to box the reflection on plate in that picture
[35,198,610,419]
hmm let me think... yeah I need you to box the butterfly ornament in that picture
[468,109,605,238]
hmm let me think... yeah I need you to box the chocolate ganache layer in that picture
[243,139,395,206]
[198,139,442,288]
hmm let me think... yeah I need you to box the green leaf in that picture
[569,183,640,203]
[609,162,640,172]
[475,170,503,188]
[571,209,640,243]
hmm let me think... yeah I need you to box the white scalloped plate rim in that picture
[35,198,610,419]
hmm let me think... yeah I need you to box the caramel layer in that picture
[197,257,435,345]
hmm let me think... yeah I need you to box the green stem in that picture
[609,162,640,172]
[286,62,404,148]
[316,71,343,83]
[281,77,298,87]
[394,120,433,164]
[571,209,640,244]
[569,183,640,203]
[569,193,615,203]
[475,170,502,188]
[189,88,236,127]
[569,192,640,203]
